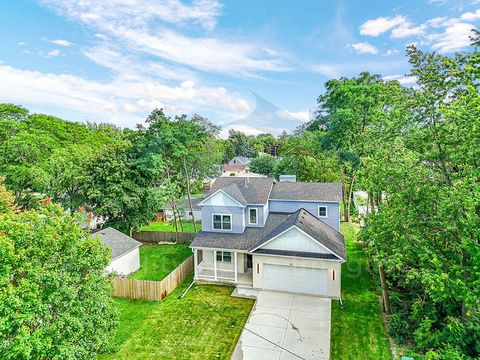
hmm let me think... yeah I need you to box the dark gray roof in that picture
[270,182,342,202]
[205,177,274,205]
[93,227,142,261]
[191,209,346,261]
[222,183,247,205]
[191,213,290,251]
[251,209,346,260]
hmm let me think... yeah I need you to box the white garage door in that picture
[263,264,328,295]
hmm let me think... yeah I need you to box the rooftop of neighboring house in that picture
[222,164,247,172]
[228,156,251,165]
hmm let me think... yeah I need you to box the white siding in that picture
[200,191,243,207]
[262,227,331,254]
[106,248,140,276]
[263,265,328,295]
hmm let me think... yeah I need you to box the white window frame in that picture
[212,213,232,231]
[318,206,328,218]
[216,251,232,263]
[248,208,258,225]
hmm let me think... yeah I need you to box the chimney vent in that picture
[279,175,296,182]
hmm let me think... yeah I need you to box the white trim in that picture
[198,189,245,208]
[252,251,345,263]
[269,199,340,204]
[234,252,238,282]
[190,246,250,253]
[250,225,345,261]
[211,213,233,232]
[213,250,217,280]
[248,208,258,225]
[318,205,328,218]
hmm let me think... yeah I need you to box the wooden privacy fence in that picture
[112,255,194,301]
[131,231,195,244]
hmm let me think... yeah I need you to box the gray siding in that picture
[246,205,264,227]
[268,200,340,232]
[201,205,245,233]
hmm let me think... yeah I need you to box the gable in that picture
[200,191,244,207]
[261,227,331,254]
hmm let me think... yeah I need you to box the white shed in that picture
[93,227,142,276]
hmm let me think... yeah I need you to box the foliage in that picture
[223,129,257,160]
[0,202,117,359]
[248,155,277,175]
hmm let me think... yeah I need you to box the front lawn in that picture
[102,278,254,359]
[140,220,201,233]
[129,244,192,281]
[330,222,392,359]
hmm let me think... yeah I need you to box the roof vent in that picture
[279,175,296,182]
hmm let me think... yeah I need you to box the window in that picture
[213,214,231,230]
[318,206,328,218]
[216,251,232,262]
[249,208,257,225]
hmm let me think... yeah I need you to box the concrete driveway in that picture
[232,290,331,360]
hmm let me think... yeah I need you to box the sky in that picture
[0,0,479,136]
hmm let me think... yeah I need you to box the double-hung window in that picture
[318,206,328,218]
[213,214,231,230]
[216,251,232,262]
[249,208,257,225]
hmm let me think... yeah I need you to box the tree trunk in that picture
[183,158,197,233]
[345,173,356,223]
[165,164,179,243]
[379,264,391,314]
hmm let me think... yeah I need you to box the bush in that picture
[388,312,411,344]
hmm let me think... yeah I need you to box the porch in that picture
[193,249,253,286]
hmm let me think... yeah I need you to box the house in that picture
[229,156,251,165]
[221,156,266,177]
[159,197,203,222]
[93,227,142,276]
[190,177,346,298]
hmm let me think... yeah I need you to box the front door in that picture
[247,254,253,269]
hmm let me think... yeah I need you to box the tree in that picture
[223,130,256,160]
[0,200,117,359]
[249,155,276,176]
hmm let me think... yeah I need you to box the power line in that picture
[191,286,306,360]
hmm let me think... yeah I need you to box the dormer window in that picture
[249,208,258,225]
[318,206,328,218]
[213,214,231,230]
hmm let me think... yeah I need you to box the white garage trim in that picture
[263,264,328,295]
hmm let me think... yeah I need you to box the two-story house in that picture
[190,177,346,298]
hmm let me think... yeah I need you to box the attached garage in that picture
[263,264,328,295]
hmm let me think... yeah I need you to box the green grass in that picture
[140,220,201,233]
[129,244,193,281]
[102,277,254,360]
[330,222,392,359]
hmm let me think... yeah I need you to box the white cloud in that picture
[38,0,288,76]
[352,42,379,54]
[461,9,480,21]
[286,109,312,122]
[391,22,426,38]
[384,48,399,56]
[42,49,62,57]
[383,74,417,85]
[360,15,406,36]
[0,64,251,128]
[44,38,73,46]
[428,22,475,52]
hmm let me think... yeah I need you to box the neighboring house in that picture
[159,197,203,222]
[93,227,142,276]
[228,156,251,165]
[190,177,346,298]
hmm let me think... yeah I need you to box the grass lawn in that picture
[101,277,254,360]
[129,244,192,281]
[330,222,392,359]
[140,220,201,233]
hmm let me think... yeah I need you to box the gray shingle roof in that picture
[251,209,346,260]
[92,227,142,261]
[222,183,247,205]
[270,182,342,202]
[205,177,274,205]
[190,213,290,251]
[191,209,346,261]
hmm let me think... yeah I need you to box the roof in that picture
[206,177,274,205]
[223,164,247,172]
[228,156,251,165]
[92,227,142,261]
[191,212,290,251]
[251,208,346,260]
[191,209,346,261]
[270,182,342,202]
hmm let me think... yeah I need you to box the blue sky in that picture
[0,0,478,136]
